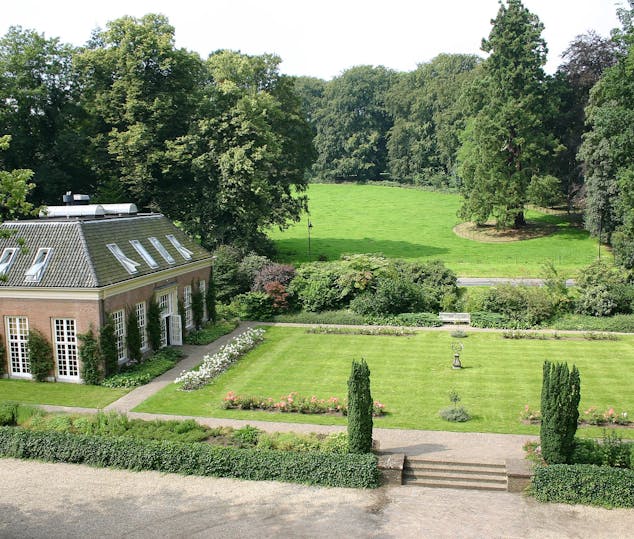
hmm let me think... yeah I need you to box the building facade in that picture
[0,204,213,383]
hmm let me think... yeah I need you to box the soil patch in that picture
[453,221,557,243]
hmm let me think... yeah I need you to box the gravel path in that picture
[2,458,633,539]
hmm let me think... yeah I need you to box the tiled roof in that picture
[0,214,212,288]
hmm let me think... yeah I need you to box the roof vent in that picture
[63,192,91,206]
[39,204,106,218]
[101,203,138,215]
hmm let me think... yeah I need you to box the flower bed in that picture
[175,328,265,390]
[520,404,631,427]
[221,391,387,416]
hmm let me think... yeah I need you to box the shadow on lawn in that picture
[274,237,449,262]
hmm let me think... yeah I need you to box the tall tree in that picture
[0,26,87,204]
[458,0,558,228]
[313,65,396,182]
[578,3,634,265]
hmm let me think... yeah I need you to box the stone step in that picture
[403,458,508,491]
[403,470,507,483]
[403,477,509,491]
[405,460,506,477]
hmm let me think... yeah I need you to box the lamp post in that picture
[307,218,313,260]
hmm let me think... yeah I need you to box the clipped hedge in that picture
[550,314,634,333]
[531,464,634,508]
[0,427,380,488]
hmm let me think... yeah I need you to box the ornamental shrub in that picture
[207,268,217,324]
[212,245,249,302]
[0,402,18,426]
[192,282,204,329]
[575,261,634,316]
[350,277,425,316]
[78,327,102,385]
[252,263,296,291]
[481,285,556,326]
[239,253,272,289]
[27,329,54,382]
[126,308,142,363]
[147,298,162,351]
[347,359,373,454]
[540,361,581,464]
[232,292,274,320]
[100,315,118,376]
[288,264,345,312]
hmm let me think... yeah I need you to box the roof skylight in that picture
[130,240,159,268]
[24,248,52,283]
[166,234,193,260]
[0,248,18,277]
[107,243,140,274]
[148,237,175,264]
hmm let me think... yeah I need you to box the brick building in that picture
[0,199,213,382]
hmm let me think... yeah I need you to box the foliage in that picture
[531,464,634,508]
[78,327,102,385]
[207,267,217,324]
[272,310,367,326]
[574,261,634,316]
[305,326,415,336]
[469,311,512,329]
[350,276,426,316]
[99,315,118,376]
[126,308,142,363]
[288,263,346,312]
[347,359,374,454]
[439,390,471,422]
[0,402,18,426]
[257,431,349,453]
[238,253,272,288]
[230,424,263,448]
[0,334,5,376]
[146,299,162,352]
[184,320,238,346]
[458,0,558,228]
[212,245,249,302]
[175,328,266,390]
[582,406,631,426]
[527,175,564,208]
[550,313,634,332]
[0,427,380,488]
[100,348,184,388]
[481,284,557,326]
[191,282,204,330]
[540,361,581,464]
[231,292,274,320]
[252,263,296,291]
[27,329,53,382]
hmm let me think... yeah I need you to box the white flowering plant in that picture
[175,328,266,391]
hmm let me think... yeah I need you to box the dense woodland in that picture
[1,1,634,266]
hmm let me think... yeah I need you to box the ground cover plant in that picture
[136,326,634,438]
[184,320,239,345]
[100,348,185,388]
[268,184,602,277]
[0,379,128,408]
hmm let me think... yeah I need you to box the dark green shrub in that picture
[531,464,634,508]
[0,334,5,376]
[288,264,346,312]
[192,281,204,329]
[347,359,373,454]
[232,292,274,320]
[100,315,118,376]
[540,361,581,464]
[272,310,366,325]
[212,245,249,302]
[394,312,442,327]
[550,313,634,332]
[185,320,238,345]
[481,285,556,326]
[147,298,162,351]
[126,308,142,363]
[27,329,54,382]
[238,253,272,288]
[207,267,217,324]
[101,348,183,388]
[177,298,187,337]
[253,263,296,292]
[575,261,634,316]
[0,427,380,488]
[469,311,511,328]
[350,277,425,316]
[78,327,102,385]
[0,402,18,426]
[231,425,263,448]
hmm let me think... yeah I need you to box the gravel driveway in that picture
[2,459,633,539]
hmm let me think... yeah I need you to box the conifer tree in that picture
[347,358,374,453]
[126,308,142,363]
[99,315,118,376]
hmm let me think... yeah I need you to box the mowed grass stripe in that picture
[269,184,602,277]
[135,327,634,438]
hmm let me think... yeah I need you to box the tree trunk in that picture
[514,211,526,228]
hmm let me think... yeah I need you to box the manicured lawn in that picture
[0,379,129,408]
[135,327,634,438]
[268,184,602,277]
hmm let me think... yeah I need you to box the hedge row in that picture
[0,427,380,488]
[531,464,634,508]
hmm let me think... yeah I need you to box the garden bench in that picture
[439,312,471,325]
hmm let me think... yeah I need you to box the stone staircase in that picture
[403,457,508,491]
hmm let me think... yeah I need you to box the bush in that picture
[212,245,249,302]
[146,299,162,351]
[394,312,442,327]
[100,315,118,376]
[253,263,296,292]
[0,402,18,426]
[192,282,204,329]
[469,311,511,328]
[272,310,366,325]
[0,335,5,376]
[350,277,425,316]
[101,348,184,388]
[481,285,556,326]
[531,464,634,508]
[0,427,380,488]
[126,308,142,363]
[288,264,346,312]
[347,359,373,454]
[239,253,272,289]
[231,292,274,320]
[550,313,634,332]
[439,406,471,422]
[79,327,102,385]
[184,320,238,345]
[574,261,634,316]
[27,329,54,382]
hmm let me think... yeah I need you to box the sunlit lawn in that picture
[135,326,634,438]
[268,184,603,277]
[0,379,129,408]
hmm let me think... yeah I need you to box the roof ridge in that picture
[76,222,100,287]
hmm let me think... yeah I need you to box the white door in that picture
[54,318,79,381]
[170,315,183,346]
[6,316,30,378]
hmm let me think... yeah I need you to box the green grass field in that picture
[0,379,129,408]
[135,327,634,438]
[268,184,602,277]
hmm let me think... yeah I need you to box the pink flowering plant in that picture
[583,406,631,426]
[222,391,387,416]
[520,404,541,423]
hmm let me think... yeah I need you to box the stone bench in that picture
[439,312,471,324]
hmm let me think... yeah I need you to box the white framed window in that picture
[129,240,158,269]
[199,280,207,320]
[136,301,148,350]
[184,285,193,328]
[6,316,30,377]
[54,318,79,380]
[111,310,126,362]
[107,244,140,274]
[24,248,52,283]
[0,248,18,276]
[157,291,171,348]
[148,237,175,264]
[166,234,193,260]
